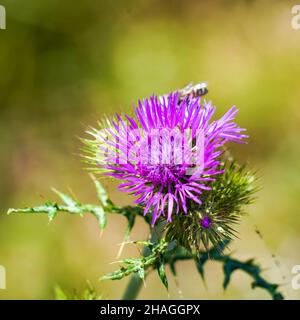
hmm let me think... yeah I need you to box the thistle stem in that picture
[122,221,165,300]
[122,273,144,300]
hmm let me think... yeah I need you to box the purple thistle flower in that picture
[88,92,247,225]
[201,216,212,229]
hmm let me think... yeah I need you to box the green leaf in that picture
[52,188,79,208]
[157,257,168,290]
[47,206,58,221]
[90,174,110,207]
[100,239,168,283]
[169,261,177,277]
[8,185,110,230]
[194,256,205,281]
[138,268,145,280]
[90,206,107,230]
[8,203,60,221]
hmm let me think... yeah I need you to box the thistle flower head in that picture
[165,162,257,252]
[83,90,248,226]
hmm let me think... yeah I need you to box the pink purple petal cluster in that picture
[94,92,247,225]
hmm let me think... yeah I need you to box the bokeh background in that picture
[0,0,300,299]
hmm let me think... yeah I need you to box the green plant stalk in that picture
[122,221,165,300]
[122,272,144,300]
[8,177,284,300]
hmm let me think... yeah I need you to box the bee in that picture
[159,82,208,104]
[179,82,208,101]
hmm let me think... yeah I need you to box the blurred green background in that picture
[0,0,300,299]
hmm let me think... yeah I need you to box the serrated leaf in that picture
[138,267,145,280]
[90,206,107,229]
[157,257,168,290]
[52,188,78,208]
[90,174,109,207]
[223,262,233,290]
[194,257,205,281]
[169,261,176,277]
[47,206,58,221]
[124,209,136,233]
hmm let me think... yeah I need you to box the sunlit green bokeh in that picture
[0,0,300,299]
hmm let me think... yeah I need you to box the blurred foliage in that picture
[54,282,103,300]
[0,0,300,299]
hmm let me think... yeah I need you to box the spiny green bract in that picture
[165,161,258,253]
